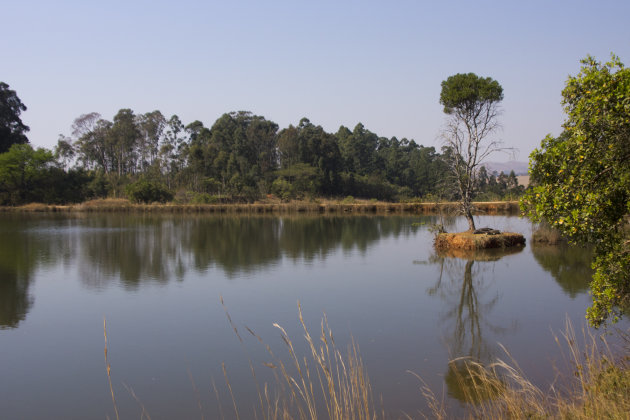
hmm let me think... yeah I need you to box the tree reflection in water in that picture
[78,215,428,288]
[427,247,524,402]
[0,267,32,329]
[531,243,592,298]
[0,215,77,328]
[0,214,433,326]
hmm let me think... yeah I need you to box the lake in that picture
[0,213,617,419]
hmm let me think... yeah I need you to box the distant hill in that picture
[481,160,529,176]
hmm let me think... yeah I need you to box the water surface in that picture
[0,213,612,418]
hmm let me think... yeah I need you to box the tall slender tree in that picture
[439,73,505,231]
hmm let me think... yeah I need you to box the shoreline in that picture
[0,199,521,215]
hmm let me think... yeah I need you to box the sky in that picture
[3,0,629,161]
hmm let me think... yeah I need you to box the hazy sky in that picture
[3,0,629,160]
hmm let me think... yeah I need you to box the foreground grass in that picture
[104,310,629,419]
[218,300,379,420]
[422,320,630,420]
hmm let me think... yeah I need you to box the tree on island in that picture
[0,82,29,154]
[439,73,505,231]
[522,54,630,326]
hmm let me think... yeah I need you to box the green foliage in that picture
[522,54,630,326]
[340,173,398,201]
[0,144,55,204]
[125,179,173,204]
[271,178,294,201]
[190,192,220,204]
[440,73,504,115]
[47,107,467,203]
[474,169,524,201]
[0,82,29,153]
[86,171,111,199]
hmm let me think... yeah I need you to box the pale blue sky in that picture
[3,0,629,160]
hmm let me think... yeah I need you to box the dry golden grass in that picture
[220,299,380,420]
[103,318,120,420]
[419,319,630,420]
[78,198,134,212]
[102,308,629,420]
[435,232,526,251]
[1,199,521,215]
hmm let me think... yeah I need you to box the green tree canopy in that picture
[440,73,503,115]
[522,55,630,326]
[0,82,29,153]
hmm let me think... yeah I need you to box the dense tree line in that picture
[0,88,523,205]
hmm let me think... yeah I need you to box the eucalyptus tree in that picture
[336,123,380,176]
[136,110,166,171]
[439,73,505,231]
[204,111,278,196]
[72,112,114,173]
[276,118,342,196]
[277,124,300,169]
[110,109,140,176]
[54,135,76,170]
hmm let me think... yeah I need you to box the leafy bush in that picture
[271,178,293,201]
[125,179,173,204]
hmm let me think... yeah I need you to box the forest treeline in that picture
[0,109,523,205]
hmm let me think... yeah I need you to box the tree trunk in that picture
[464,205,476,231]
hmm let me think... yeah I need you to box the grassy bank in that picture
[0,198,521,215]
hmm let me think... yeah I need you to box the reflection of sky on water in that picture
[0,213,619,419]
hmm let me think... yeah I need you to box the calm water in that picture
[0,213,617,419]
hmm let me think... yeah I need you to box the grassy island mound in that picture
[435,230,526,251]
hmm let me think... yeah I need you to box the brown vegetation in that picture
[435,231,526,251]
[103,308,629,420]
[422,320,630,420]
[0,199,521,215]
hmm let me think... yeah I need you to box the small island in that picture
[435,228,526,251]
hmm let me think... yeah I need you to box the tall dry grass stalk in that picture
[103,317,120,420]
[221,300,379,420]
[420,318,630,419]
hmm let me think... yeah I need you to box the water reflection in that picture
[428,247,524,402]
[531,243,592,298]
[0,267,32,329]
[77,215,430,287]
[0,214,596,334]
[0,215,77,328]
